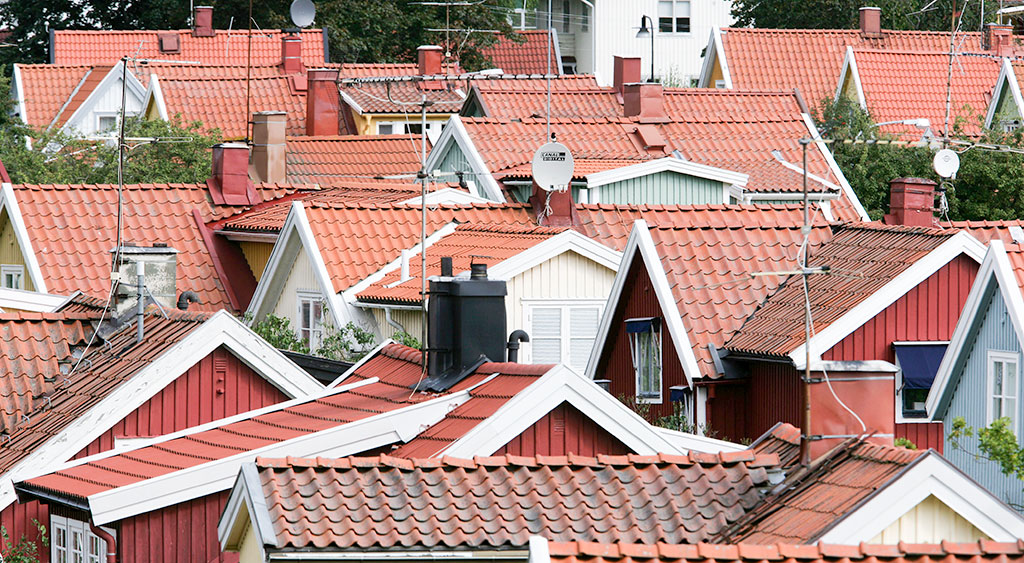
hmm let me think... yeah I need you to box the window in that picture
[96,114,118,132]
[2,264,24,289]
[893,341,948,420]
[988,351,1019,436]
[658,0,691,33]
[297,292,325,350]
[562,0,571,32]
[526,302,603,372]
[376,121,444,144]
[627,317,662,402]
[51,515,112,563]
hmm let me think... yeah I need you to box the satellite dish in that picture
[290,0,316,28]
[933,148,960,179]
[532,142,575,191]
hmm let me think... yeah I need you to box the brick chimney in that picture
[251,112,287,184]
[208,143,260,206]
[623,82,669,123]
[985,23,1015,56]
[859,7,882,38]
[883,177,938,227]
[613,56,641,103]
[306,68,341,136]
[418,45,444,90]
[193,6,214,38]
[281,33,304,75]
[528,184,579,227]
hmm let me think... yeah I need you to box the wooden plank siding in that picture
[495,402,633,456]
[596,172,725,205]
[0,208,35,291]
[895,422,945,453]
[118,491,238,563]
[743,362,803,442]
[238,241,274,282]
[0,501,49,562]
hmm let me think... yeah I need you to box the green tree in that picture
[1,520,47,563]
[731,0,1001,32]
[949,416,1024,481]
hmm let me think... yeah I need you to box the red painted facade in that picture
[740,363,803,441]
[119,492,238,563]
[896,422,945,453]
[595,255,688,420]
[496,402,633,456]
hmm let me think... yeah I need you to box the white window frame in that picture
[296,290,325,351]
[627,317,663,404]
[523,299,604,372]
[94,112,119,133]
[657,0,691,34]
[50,515,114,563]
[987,350,1020,437]
[375,120,445,144]
[581,4,589,32]
[1,264,25,290]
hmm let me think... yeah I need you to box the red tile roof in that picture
[51,29,326,67]
[14,64,102,129]
[718,27,983,110]
[849,50,999,138]
[340,81,466,115]
[12,182,311,309]
[466,76,619,119]
[285,135,426,184]
[749,422,801,469]
[716,440,924,544]
[255,452,777,550]
[546,540,1024,563]
[726,224,954,357]
[480,30,559,75]
[1006,245,1024,295]
[0,312,95,434]
[356,224,566,304]
[942,219,1024,244]
[336,63,422,78]
[0,311,208,475]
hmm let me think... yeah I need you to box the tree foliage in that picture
[731,0,1001,32]
[1,520,47,563]
[949,416,1024,481]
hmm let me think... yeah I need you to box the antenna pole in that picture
[546,0,552,141]
[420,96,429,371]
[246,0,253,142]
[799,138,813,468]
[116,57,128,273]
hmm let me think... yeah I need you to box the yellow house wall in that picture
[710,57,725,87]
[0,209,35,292]
[870,495,990,544]
[235,519,263,563]
[239,241,275,282]
[356,112,451,135]
[372,308,424,342]
[839,70,859,105]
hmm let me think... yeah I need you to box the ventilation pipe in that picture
[177,291,201,311]
[506,330,530,363]
[136,262,146,343]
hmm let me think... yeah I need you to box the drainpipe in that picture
[136,262,145,343]
[90,524,117,563]
[384,307,406,335]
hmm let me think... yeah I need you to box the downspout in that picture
[90,524,117,563]
[385,307,406,334]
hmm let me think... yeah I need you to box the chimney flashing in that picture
[623,82,669,123]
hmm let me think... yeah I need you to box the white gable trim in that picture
[438,365,686,458]
[789,231,986,368]
[0,183,48,293]
[58,61,148,135]
[84,382,482,525]
[424,116,504,202]
[487,230,621,281]
[2,311,323,494]
[928,241,1024,417]
[696,28,732,89]
[585,157,747,200]
[984,58,1023,129]
[654,427,745,453]
[801,114,871,221]
[818,452,1024,543]
[584,220,701,387]
[11,65,28,126]
[143,74,169,121]
[400,188,490,206]
[0,287,67,313]
[338,89,366,115]
[836,47,867,109]
[219,463,276,558]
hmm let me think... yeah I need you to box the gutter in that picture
[269,550,530,561]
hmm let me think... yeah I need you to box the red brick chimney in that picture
[613,56,641,103]
[208,143,260,206]
[528,183,579,227]
[418,45,444,91]
[281,33,304,75]
[193,6,214,38]
[859,7,882,38]
[623,82,669,123]
[251,112,287,184]
[306,68,341,136]
[985,23,1015,56]
[883,177,938,227]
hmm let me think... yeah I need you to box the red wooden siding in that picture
[0,501,49,562]
[705,381,748,443]
[118,491,238,563]
[495,402,633,456]
[595,255,687,420]
[823,256,978,362]
[72,346,289,460]
[743,363,802,442]
[896,422,945,453]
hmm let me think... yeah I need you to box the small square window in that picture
[658,0,691,34]
[989,351,1019,436]
[97,115,117,132]
[378,122,396,135]
[1,264,24,290]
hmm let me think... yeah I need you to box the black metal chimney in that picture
[420,262,507,392]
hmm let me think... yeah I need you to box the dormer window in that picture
[627,317,662,403]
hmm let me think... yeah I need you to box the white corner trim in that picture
[697,27,731,89]
[400,188,490,206]
[838,46,867,109]
[790,231,986,368]
[143,74,169,121]
[0,287,67,313]
[218,463,276,558]
[654,427,745,454]
[1,183,48,293]
[424,116,503,202]
[527,536,551,563]
[801,114,870,221]
[12,65,28,126]
[439,365,685,458]
[338,88,365,115]
[487,230,621,281]
[86,389,476,525]
[818,453,1024,543]
[585,157,748,191]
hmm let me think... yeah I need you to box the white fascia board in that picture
[790,231,986,369]
[59,61,147,134]
[5,312,323,483]
[0,287,67,313]
[338,89,365,115]
[425,116,503,202]
[87,388,476,525]
[813,360,899,373]
[12,65,29,126]
[246,201,306,320]
[744,191,836,202]
[585,157,748,191]
[654,427,745,454]
[984,60,1014,128]
[400,188,491,206]
[327,339,394,388]
[218,463,277,556]
[697,27,732,88]
[838,47,867,109]
[528,537,551,563]
[801,114,870,221]
[288,201,353,330]
[143,74,169,121]
[215,231,279,244]
[439,365,685,458]
[487,230,622,281]
[818,452,1024,543]
[1,183,48,293]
